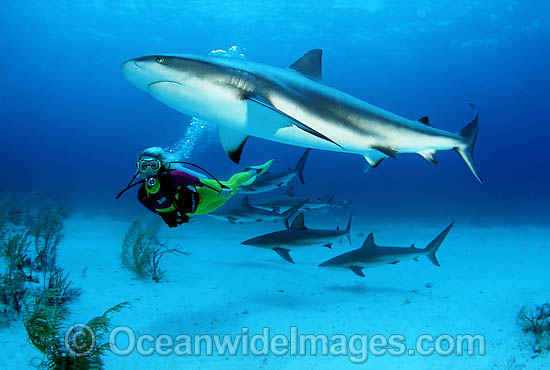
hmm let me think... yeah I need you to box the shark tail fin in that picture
[424,221,455,267]
[455,103,483,184]
[345,214,352,245]
[294,149,311,184]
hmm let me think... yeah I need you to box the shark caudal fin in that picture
[424,221,455,267]
[345,214,352,245]
[455,104,483,183]
[294,148,311,184]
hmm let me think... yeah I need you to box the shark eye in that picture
[156,56,165,64]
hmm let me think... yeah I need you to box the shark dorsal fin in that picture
[418,116,431,126]
[290,213,307,230]
[361,233,377,249]
[289,49,322,81]
[285,186,295,197]
[241,196,251,207]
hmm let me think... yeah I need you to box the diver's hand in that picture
[219,187,233,199]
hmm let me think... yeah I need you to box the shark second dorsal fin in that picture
[289,49,322,81]
[361,233,377,249]
[290,213,307,230]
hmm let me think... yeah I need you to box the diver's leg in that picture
[190,160,272,216]
[239,159,273,187]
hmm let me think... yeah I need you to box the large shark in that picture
[241,213,352,264]
[207,196,305,228]
[318,222,454,277]
[239,149,310,194]
[121,50,482,182]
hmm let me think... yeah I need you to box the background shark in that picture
[238,149,310,194]
[207,197,305,228]
[254,186,350,213]
[319,222,454,277]
[241,213,352,264]
[121,50,482,182]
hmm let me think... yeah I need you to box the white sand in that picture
[1,213,549,369]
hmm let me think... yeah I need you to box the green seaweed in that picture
[24,288,129,370]
[121,218,187,282]
[29,205,70,273]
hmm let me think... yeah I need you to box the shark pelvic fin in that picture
[323,243,332,249]
[274,247,294,264]
[418,149,438,164]
[373,146,398,159]
[289,49,323,81]
[290,213,307,230]
[217,126,249,164]
[361,233,377,249]
[418,116,431,126]
[349,266,365,277]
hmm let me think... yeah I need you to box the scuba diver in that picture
[116,147,272,227]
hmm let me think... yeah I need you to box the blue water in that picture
[1,0,549,223]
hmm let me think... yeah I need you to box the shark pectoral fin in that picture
[289,49,323,81]
[274,248,294,264]
[227,216,237,224]
[363,152,387,168]
[217,126,249,164]
[418,149,438,164]
[244,94,343,149]
[373,146,398,159]
[349,266,365,277]
[388,260,399,265]
[323,243,332,249]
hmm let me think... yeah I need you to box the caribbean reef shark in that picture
[207,197,305,228]
[319,222,454,277]
[121,50,482,182]
[239,149,310,194]
[255,187,349,213]
[241,213,352,264]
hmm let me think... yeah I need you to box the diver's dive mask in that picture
[137,158,162,178]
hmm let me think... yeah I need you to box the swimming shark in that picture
[254,187,349,213]
[207,196,305,228]
[318,222,454,277]
[121,50,482,182]
[241,213,352,264]
[239,149,310,194]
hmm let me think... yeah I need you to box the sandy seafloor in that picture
[1,210,549,370]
